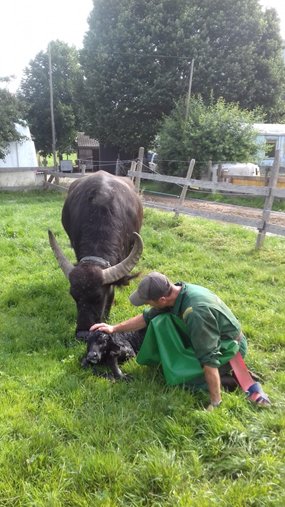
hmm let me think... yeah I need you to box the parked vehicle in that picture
[212,162,260,178]
[60,160,73,173]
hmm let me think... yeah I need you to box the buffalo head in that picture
[48,230,143,336]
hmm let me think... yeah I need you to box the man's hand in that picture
[206,400,222,411]
[89,323,114,334]
[90,314,146,335]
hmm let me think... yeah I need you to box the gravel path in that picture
[142,193,285,228]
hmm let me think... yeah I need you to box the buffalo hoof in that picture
[94,371,133,382]
[112,373,134,382]
[95,372,116,381]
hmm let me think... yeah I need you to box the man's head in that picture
[129,271,173,307]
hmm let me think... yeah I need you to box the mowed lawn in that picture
[0,190,284,507]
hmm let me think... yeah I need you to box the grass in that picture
[0,190,285,506]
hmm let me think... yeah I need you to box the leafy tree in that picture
[0,78,25,160]
[81,0,193,155]
[188,0,285,119]
[81,0,285,154]
[19,41,84,157]
[157,96,264,177]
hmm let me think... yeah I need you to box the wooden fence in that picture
[128,150,285,248]
[38,155,285,249]
[40,152,285,248]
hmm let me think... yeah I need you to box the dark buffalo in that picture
[80,329,146,379]
[48,171,143,337]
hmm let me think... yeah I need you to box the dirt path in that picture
[142,193,285,227]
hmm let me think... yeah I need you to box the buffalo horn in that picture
[102,232,143,285]
[48,230,74,279]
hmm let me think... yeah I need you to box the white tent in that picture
[0,123,37,168]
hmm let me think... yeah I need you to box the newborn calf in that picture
[80,329,145,379]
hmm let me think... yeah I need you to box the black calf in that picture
[79,329,145,379]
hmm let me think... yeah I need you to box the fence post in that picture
[217,163,223,182]
[175,159,196,216]
[135,147,144,192]
[53,165,59,185]
[207,159,212,180]
[255,149,280,250]
[115,158,120,175]
[211,163,219,193]
[130,160,137,182]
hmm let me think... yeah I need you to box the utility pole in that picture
[185,59,194,120]
[48,42,57,169]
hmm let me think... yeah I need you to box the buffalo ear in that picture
[115,271,141,287]
[109,337,121,353]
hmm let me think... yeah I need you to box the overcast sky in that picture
[1,0,284,93]
[0,0,93,91]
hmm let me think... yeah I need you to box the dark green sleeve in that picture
[143,307,169,326]
[184,307,222,367]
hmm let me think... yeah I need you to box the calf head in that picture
[85,331,114,364]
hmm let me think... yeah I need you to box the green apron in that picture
[136,313,241,387]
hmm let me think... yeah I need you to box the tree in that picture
[19,41,84,157]
[0,78,25,160]
[81,0,193,155]
[81,0,285,154]
[157,96,264,177]
[188,0,285,119]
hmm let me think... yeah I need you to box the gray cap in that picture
[129,272,171,306]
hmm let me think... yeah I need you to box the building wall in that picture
[0,124,37,168]
[0,167,44,189]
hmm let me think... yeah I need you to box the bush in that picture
[157,96,264,178]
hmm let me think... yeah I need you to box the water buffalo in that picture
[80,329,146,379]
[48,170,143,337]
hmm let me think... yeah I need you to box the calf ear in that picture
[109,337,121,353]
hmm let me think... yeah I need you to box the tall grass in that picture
[0,190,284,506]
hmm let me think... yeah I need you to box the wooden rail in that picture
[17,159,285,246]
[128,152,285,246]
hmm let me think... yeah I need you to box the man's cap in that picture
[129,272,171,306]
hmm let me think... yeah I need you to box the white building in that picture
[0,123,44,189]
[0,123,37,168]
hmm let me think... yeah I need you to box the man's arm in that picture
[203,365,222,406]
[90,314,147,334]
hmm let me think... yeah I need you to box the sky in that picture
[1,0,94,92]
[260,0,285,35]
[1,0,285,93]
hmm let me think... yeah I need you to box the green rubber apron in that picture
[136,313,244,387]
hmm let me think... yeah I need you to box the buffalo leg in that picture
[107,354,132,380]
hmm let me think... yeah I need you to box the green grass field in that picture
[0,190,284,506]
